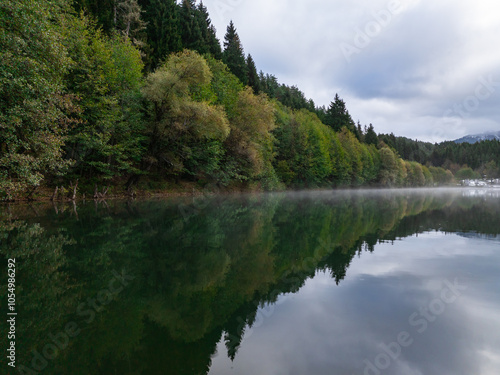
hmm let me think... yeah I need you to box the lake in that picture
[1,188,499,375]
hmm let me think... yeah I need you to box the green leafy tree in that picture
[396,158,407,186]
[338,128,366,185]
[480,161,499,179]
[359,144,379,183]
[295,110,334,185]
[0,0,73,198]
[62,15,145,183]
[222,21,248,85]
[272,105,353,187]
[206,56,244,118]
[421,165,433,186]
[406,161,425,186]
[429,166,448,185]
[455,166,479,180]
[224,88,276,183]
[328,129,351,185]
[378,147,399,186]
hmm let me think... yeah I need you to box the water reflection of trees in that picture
[1,190,499,374]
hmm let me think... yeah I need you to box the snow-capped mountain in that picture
[454,131,500,144]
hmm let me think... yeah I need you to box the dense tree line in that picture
[380,134,500,179]
[378,134,435,164]
[1,0,472,200]
[430,141,500,177]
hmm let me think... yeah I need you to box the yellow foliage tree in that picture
[142,50,230,177]
[225,88,276,180]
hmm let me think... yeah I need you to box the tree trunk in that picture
[72,200,79,220]
[69,180,78,201]
[51,186,58,201]
[125,20,131,37]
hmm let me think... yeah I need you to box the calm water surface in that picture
[1,188,499,375]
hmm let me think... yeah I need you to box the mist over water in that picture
[1,188,499,375]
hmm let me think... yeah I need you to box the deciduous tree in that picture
[142,50,230,180]
[0,0,73,198]
[62,15,145,182]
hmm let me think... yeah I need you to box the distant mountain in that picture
[454,131,500,144]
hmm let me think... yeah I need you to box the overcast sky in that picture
[201,0,500,142]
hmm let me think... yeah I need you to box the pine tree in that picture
[139,0,181,70]
[357,121,364,143]
[198,1,222,59]
[222,20,248,85]
[178,0,203,51]
[246,54,260,93]
[324,94,356,133]
[365,124,379,146]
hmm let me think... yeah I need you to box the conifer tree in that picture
[139,0,181,70]
[365,124,379,146]
[222,21,248,85]
[198,1,222,59]
[246,54,260,94]
[357,121,364,142]
[324,94,356,134]
[179,0,204,52]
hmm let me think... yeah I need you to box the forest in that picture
[379,134,500,180]
[1,0,498,201]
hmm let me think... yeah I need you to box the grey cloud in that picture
[202,0,500,141]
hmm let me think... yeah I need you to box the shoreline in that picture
[2,184,499,206]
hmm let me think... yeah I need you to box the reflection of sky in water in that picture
[209,232,500,375]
